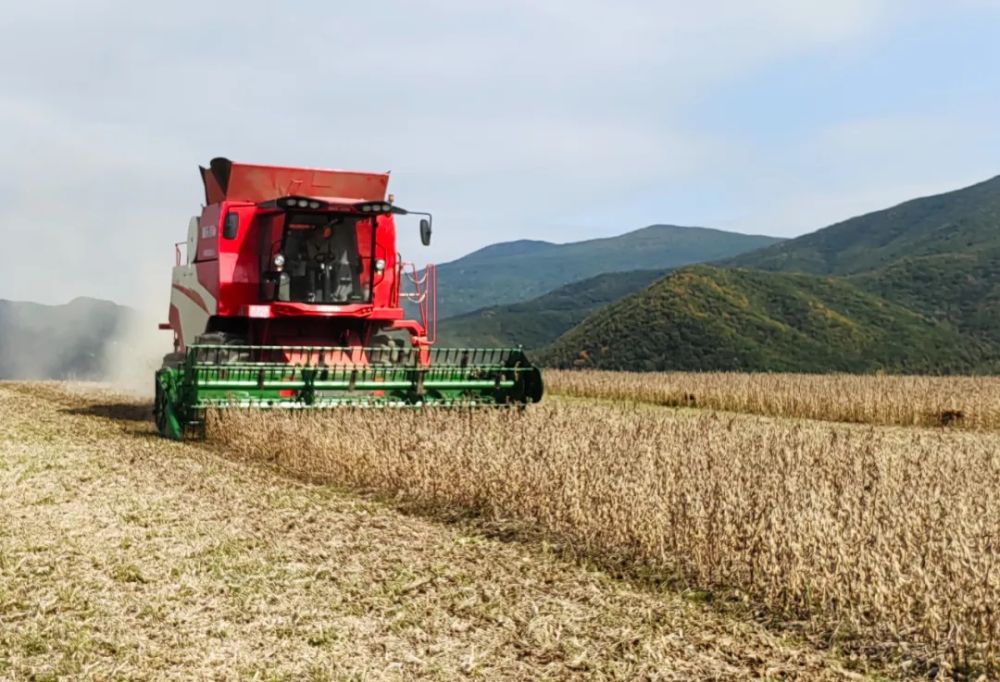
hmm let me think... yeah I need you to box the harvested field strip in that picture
[0,383,867,680]
[214,402,1000,676]
[547,369,1000,429]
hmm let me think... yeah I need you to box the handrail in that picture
[399,262,437,344]
[174,241,187,266]
[425,264,437,344]
[405,269,429,286]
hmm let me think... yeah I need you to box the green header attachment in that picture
[154,345,543,440]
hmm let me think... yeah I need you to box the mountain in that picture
[724,175,1000,344]
[539,266,995,373]
[437,269,668,349]
[0,298,134,380]
[725,175,1000,275]
[434,225,783,318]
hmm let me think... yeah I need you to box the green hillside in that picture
[850,251,1000,334]
[435,225,782,318]
[437,269,667,348]
[724,175,1000,345]
[726,175,1000,276]
[0,298,134,379]
[539,266,995,373]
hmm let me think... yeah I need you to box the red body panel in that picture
[172,284,210,313]
[168,158,430,356]
[201,159,389,204]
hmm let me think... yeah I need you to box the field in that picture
[548,370,1000,429]
[3,373,1000,679]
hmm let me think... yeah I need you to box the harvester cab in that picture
[154,158,543,440]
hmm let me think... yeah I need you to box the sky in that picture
[1,0,1000,307]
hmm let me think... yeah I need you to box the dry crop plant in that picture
[212,404,1000,673]
[548,370,1000,429]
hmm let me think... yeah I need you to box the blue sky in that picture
[1,1,999,305]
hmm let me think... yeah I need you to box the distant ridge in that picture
[437,269,668,349]
[435,224,782,318]
[0,298,134,380]
[726,175,1000,275]
[455,239,558,262]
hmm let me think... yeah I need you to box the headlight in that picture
[374,258,386,273]
[273,253,285,269]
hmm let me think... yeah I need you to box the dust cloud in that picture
[98,271,173,396]
[100,311,171,396]
[0,298,125,381]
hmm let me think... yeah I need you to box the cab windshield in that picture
[279,213,374,304]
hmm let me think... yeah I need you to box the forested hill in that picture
[436,269,667,349]
[539,266,996,373]
[723,174,1000,347]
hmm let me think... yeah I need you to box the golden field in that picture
[5,375,1000,679]
[548,369,1000,429]
[0,383,864,680]
[214,397,1000,676]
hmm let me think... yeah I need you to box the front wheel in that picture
[154,370,184,440]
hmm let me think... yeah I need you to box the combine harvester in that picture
[154,158,543,439]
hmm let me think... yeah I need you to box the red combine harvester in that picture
[154,158,543,439]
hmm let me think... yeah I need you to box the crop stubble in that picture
[214,394,1000,674]
[1,382,864,680]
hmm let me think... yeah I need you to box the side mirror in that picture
[420,218,432,246]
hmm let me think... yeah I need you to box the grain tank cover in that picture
[200,157,389,204]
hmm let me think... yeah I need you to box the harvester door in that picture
[186,217,198,265]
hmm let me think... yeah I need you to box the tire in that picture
[154,370,184,440]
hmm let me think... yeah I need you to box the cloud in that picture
[0,0,992,307]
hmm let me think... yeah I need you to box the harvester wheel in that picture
[504,353,544,405]
[154,370,184,441]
